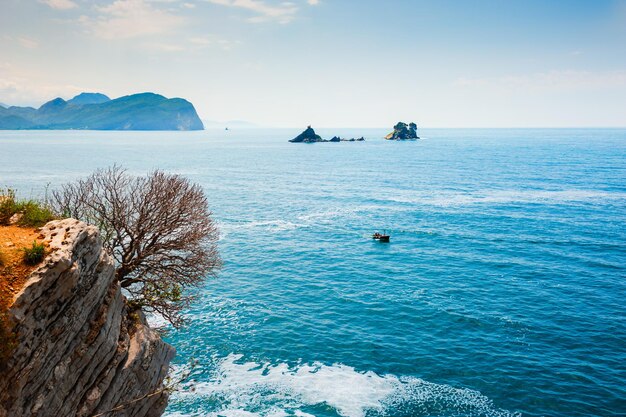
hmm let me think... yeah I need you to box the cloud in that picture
[81,0,184,40]
[454,70,626,92]
[143,42,186,52]
[3,36,40,49]
[189,35,242,50]
[204,0,299,23]
[0,62,84,107]
[40,0,78,10]
[17,37,39,49]
[143,35,240,52]
[307,0,319,5]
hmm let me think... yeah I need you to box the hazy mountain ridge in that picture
[0,92,204,130]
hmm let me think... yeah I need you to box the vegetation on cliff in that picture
[52,166,221,327]
[0,166,218,414]
[1,166,219,365]
[0,189,56,227]
[0,224,45,364]
[0,189,54,363]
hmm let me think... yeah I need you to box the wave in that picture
[388,189,626,207]
[218,205,390,236]
[219,219,305,235]
[165,354,520,417]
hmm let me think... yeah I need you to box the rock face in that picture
[0,92,204,131]
[289,126,324,143]
[385,122,419,140]
[0,219,175,417]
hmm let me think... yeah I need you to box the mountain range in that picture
[0,92,204,130]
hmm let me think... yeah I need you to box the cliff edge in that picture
[0,219,175,417]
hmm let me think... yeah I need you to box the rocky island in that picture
[289,126,365,143]
[289,125,324,142]
[0,92,204,131]
[385,122,419,140]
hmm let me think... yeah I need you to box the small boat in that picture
[372,231,390,242]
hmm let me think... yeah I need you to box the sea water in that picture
[1,128,624,417]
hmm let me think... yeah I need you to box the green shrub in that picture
[23,241,45,265]
[0,188,56,227]
[16,200,56,227]
[0,189,17,225]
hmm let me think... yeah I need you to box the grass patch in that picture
[23,241,45,265]
[0,189,56,227]
[0,189,17,225]
[15,201,56,227]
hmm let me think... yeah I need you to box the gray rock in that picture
[0,219,175,417]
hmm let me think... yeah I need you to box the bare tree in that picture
[53,165,220,327]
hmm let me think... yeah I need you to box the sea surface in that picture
[1,128,625,417]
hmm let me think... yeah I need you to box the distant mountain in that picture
[67,92,110,106]
[0,92,204,130]
[0,103,8,108]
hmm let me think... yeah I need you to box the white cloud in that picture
[189,35,241,50]
[17,37,39,49]
[307,0,319,5]
[204,0,299,23]
[143,42,186,52]
[0,62,84,107]
[40,0,78,10]
[81,0,184,40]
[454,70,626,92]
[3,36,40,49]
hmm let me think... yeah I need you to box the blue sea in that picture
[1,128,625,417]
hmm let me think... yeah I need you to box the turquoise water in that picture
[1,128,625,417]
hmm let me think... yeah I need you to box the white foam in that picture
[167,354,519,417]
[388,189,626,207]
[218,205,394,238]
[222,219,304,233]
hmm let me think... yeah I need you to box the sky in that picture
[0,0,625,127]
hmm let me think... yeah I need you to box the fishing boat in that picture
[372,231,390,242]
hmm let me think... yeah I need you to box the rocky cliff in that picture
[0,219,175,417]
